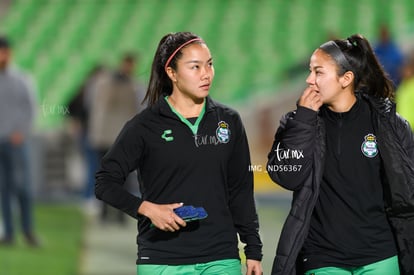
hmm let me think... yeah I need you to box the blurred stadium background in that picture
[2,0,414,192]
[0,0,413,274]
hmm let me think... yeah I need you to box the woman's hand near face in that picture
[138,201,186,232]
[298,86,323,111]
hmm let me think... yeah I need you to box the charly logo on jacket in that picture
[216,121,230,144]
[161,129,174,142]
[361,133,378,158]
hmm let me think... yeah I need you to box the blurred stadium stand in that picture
[1,0,413,196]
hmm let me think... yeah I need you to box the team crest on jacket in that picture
[361,134,378,158]
[216,121,230,143]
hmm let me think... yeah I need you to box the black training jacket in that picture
[95,96,262,265]
[267,93,414,275]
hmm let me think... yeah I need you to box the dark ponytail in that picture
[143,32,204,106]
[321,34,395,100]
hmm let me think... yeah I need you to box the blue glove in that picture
[174,205,208,222]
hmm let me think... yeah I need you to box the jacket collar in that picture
[155,95,217,119]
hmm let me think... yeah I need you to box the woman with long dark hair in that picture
[267,34,414,275]
[95,32,263,275]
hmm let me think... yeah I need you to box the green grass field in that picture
[0,203,84,275]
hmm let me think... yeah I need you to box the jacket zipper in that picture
[337,114,342,156]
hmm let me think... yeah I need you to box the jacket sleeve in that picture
[385,112,414,275]
[396,82,414,131]
[385,111,414,213]
[267,106,319,191]
[395,113,414,165]
[14,73,37,135]
[227,113,263,261]
[95,118,143,219]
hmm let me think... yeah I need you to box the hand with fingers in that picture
[246,259,263,275]
[299,87,323,111]
[138,201,186,232]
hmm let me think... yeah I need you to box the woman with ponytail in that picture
[267,34,414,275]
[95,32,263,275]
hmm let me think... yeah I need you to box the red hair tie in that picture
[164,38,203,71]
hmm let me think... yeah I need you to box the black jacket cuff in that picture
[295,106,318,125]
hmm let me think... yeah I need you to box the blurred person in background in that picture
[68,64,106,208]
[267,34,414,275]
[88,53,145,224]
[374,24,404,88]
[396,53,414,130]
[95,32,263,275]
[0,35,39,246]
